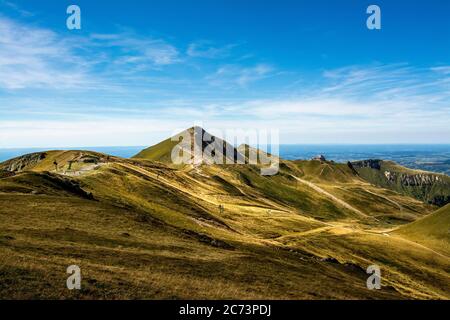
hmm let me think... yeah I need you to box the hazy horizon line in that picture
[1,143,450,150]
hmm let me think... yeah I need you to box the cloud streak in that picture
[206,64,276,88]
[187,41,237,59]
[90,32,181,68]
[0,0,33,17]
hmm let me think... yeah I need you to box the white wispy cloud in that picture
[431,66,450,75]
[187,41,237,59]
[0,0,33,17]
[320,63,450,102]
[207,64,276,88]
[90,32,180,68]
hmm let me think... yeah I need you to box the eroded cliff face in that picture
[383,170,443,186]
[350,159,450,207]
[352,159,446,187]
[1,152,47,173]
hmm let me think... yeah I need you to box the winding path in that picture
[291,175,370,218]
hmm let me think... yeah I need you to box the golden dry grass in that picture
[0,151,449,300]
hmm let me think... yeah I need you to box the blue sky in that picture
[0,0,449,147]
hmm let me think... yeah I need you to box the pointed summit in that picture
[132,126,243,164]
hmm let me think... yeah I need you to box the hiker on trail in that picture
[219,204,224,214]
[53,160,58,171]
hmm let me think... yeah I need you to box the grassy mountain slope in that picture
[0,131,449,299]
[0,192,411,300]
[132,137,179,162]
[287,160,434,224]
[351,160,450,206]
[393,204,450,255]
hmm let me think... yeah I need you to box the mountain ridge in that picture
[350,159,450,206]
[1,127,449,299]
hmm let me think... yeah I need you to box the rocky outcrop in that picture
[0,170,15,178]
[351,159,382,170]
[399,173,441,186]
[353,159,446,186]
[383,170,443,186]
[391,172,449,206]
[431,195,450,206]
[2,152,46,172]
[312,155,327,161]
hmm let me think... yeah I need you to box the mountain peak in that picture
[133,127,242,164]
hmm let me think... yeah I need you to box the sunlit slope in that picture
[0,157,388,299]
[132,137,179,162]
[278,224,450,299]
[0,191,409,300]
[1,156,448,299]
[393,204,450,255]
[287,160,434,224]
[290,159,358,183]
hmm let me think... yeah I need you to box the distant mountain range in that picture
[0,127,449,299]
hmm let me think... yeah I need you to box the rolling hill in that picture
[0,127,449,299]
[393,204,450,255]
